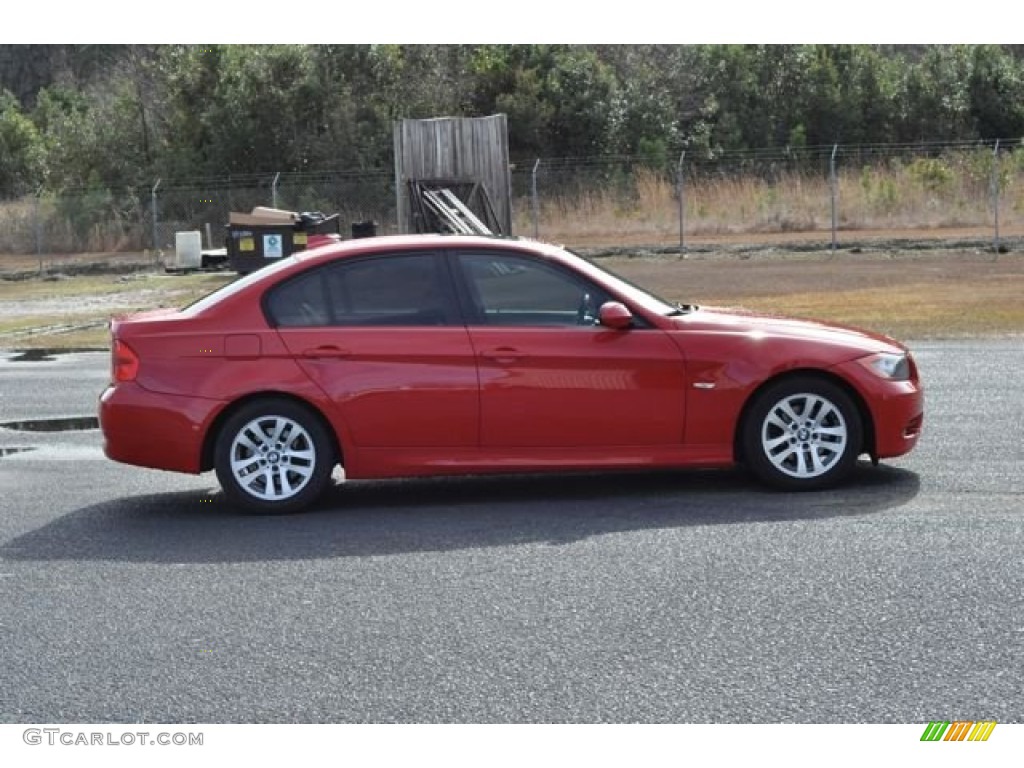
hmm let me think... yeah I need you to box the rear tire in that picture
[214,398,335,514]
[742,377,862,491]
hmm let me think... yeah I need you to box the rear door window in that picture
[265,252,455,327]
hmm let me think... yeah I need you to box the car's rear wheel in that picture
[742,377,862,490]
[214,398,335,514]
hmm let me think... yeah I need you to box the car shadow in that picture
[1,463,920,564]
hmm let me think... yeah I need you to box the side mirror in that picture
[598,301,633,330]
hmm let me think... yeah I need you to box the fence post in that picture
[677,150,686,254]
[272,172,281,209]
[830,144,839,254]
[531,159,540,239]
[151,178,162,260]
[34,186,43,275]
[991,139,1001,257]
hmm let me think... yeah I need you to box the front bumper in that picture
[831,359,924,460]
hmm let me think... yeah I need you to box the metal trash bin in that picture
[226,223,301,274]
[351,221,377,239]
[225,209,340,275]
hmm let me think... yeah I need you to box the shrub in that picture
[908,158,954,195]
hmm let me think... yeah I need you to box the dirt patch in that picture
[593,246,1024,339]
[567,226,1023,251]
[0,287,170,319]
[0,252,158,280]
[595,246,1022,301]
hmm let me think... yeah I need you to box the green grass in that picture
[0,270,234,349]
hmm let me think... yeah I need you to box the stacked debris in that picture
[407,181,503,236]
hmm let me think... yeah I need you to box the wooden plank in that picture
[394,115,512,235]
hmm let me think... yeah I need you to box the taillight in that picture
[112,339,139,383]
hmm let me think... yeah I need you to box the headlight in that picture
[857,352,911,381]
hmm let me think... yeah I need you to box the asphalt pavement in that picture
[0,341,1021,723]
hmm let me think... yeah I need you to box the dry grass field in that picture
[519,165,1024,245]
[602,245,1024,341]
[1,237,1021,350]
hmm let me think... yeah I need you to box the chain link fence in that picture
[2,140,1022,270]
[512,140,1024,250]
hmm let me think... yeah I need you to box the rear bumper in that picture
[99,383,223,474]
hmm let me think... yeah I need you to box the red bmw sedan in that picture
[99,235,923,513]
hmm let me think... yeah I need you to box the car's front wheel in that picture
[742,377,863,490]
[214,398,335,513]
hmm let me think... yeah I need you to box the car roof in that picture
[298,234,558,265]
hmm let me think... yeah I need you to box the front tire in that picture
[214,398,335,514]
[742,377,863,490]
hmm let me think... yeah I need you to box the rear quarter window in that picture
[265,270,331,327]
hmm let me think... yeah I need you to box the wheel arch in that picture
[200,391,344,473]
[733,368,876,465]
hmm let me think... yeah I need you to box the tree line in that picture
[2,44,1024,198]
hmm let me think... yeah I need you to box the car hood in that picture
[670,305,907,355]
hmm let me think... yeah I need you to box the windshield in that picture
[559,247,687,315]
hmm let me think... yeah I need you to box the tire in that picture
[214,398,336,514]
[741,376,863,491]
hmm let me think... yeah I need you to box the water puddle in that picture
[0,445,105,461]
[9,349,56,362]
[0,416,100,432]
[0,447,38,458]
[7,347,105,363]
